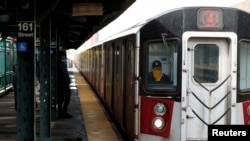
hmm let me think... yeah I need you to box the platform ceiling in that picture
[0,0,135,49]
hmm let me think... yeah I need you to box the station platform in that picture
[0,68,124,141]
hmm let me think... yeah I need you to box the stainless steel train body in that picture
[74,2,250,141]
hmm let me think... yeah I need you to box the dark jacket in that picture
[57,61,70,87]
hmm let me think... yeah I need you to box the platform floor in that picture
[0,68,123,141]
[73,69,123,141]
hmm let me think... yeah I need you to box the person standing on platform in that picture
[57,51,72,118]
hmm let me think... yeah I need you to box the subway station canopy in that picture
[0,0,134,49]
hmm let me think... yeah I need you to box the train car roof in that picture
[76,0,245,53]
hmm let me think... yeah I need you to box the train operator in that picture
[148,60,170,82]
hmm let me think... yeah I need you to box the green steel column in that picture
[50,18,57,120]
[39,16,51,141]
[16,0,36,140]
[16,21,36,141]
[50,46,57,120]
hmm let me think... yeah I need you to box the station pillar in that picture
[50,15,57,121]
[39,16,52,140]
[16,3,36,141]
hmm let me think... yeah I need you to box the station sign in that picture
[17,21,34,53]
[72,3,103,16]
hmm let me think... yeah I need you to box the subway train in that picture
[73,1,250,141]
[0,36,16,97]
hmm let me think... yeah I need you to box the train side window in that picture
[193,44,219,83]
[147,39,178,90]
[239,41,250,91]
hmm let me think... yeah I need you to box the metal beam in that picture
[36,0,60,23]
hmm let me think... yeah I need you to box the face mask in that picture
[152,70,163,81]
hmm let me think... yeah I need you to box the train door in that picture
[124,39,135,141]
[105,43,114,112]
[89,49,93,81]
[99,45,104,100]
[96,46,103,99]
[93,48,97,90]
[181,32,237,140]
[113,40,125,126]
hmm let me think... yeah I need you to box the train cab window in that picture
[147,39,178,90]
[193,44,219,83]
[239,41,250,91]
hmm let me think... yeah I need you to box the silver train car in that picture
[74,1,250,140]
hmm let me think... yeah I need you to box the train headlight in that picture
[152,117,165,130]
[154,103,167,115]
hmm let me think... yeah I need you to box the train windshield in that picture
[147,39,178,90]
[239,40,250,91]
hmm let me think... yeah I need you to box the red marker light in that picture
[13,37,17,42]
